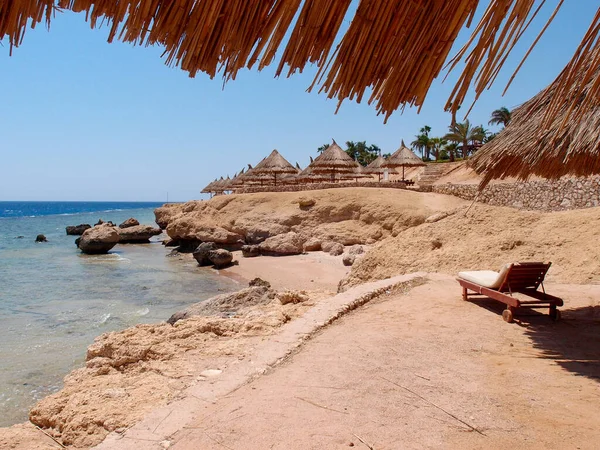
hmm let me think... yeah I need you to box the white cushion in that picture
[458,264,513,289]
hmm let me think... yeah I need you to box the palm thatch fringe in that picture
[471,43,600,187]
[2,1,597,127]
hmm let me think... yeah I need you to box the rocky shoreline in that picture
[66,218,162,254]
[3,188,600,449]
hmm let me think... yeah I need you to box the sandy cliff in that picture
[155,188,468,247]
[342,203,600,289]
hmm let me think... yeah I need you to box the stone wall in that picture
[235,181,409,194]
[432,176,600,211]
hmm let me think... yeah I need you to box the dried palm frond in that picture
[2,0,599,132]
[471,43,600,186]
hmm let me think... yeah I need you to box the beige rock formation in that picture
[77,224,119,254]
[117,225,162,243]
[259,232,304,255]
[154,189,467,247]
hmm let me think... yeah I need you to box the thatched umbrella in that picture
[365,155,388,181]
[295,165,331,184]
[383,141,426,181]
[340,165,375,182]
[201,178,218,195]
[471,46,600,188]
[308,140,360,182]
[250,149,298,185]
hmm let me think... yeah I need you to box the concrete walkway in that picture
[95,273,429,449]
[170,278,600,449]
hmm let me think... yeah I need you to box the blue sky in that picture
[0,1,595,201]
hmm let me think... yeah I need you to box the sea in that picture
[0,201,239,427]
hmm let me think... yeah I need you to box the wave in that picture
[98,313,111,324]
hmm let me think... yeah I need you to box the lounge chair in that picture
[457,262,563,323]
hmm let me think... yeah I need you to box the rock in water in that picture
[117,225,162,243]
[35,234,47,243]
[77,224,119,254]
[208,249,234,268]
[241,245,261,258]
[193,242,217,266]
[119,218,140,229]
[66,224,92,235]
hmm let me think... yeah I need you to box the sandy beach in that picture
[220,251,351,291]
[1,188,599,449]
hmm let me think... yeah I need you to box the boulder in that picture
[95,219,116,227]
[303,238,322,252]
[321,241,338,253]
[162,239,179,247]
[342,253,356,266]
[242,245,261,258]
[66,224,91,235]
[329,242,344,256]
[259,232,304,255]
[35,234,47,243]
[117,225,162,243]
[249,278,271,288]
[167,285,275,324]
[348,244,364,256]
[208,249,234,268]
[193,242,217,266]
[118,218,139,229]
[78,225,119,254]
[277,290,309,305]
[297,197,316,208]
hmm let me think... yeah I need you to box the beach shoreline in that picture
[0,248,354,449]
[2,189,600,449]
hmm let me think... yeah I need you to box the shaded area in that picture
[525,306,600,381]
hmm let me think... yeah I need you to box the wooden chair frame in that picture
[457,262,563,323]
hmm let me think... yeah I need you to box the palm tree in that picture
[444,142,459,162]
[317,143,330,153]
[489,107,511,127]
[429,137,447,161]
[411,134,431,160]
[444,120,486,158]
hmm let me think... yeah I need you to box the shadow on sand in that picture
[469,297,600,381]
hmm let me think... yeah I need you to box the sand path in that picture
[166,275,600,449]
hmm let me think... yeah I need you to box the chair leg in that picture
[502,306,515,323]
[549,305,561,321]
[462,287,468,301]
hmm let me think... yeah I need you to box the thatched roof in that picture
[201,179,218,194]
[309,140,359,174]
[295,165,331,183]
[251,150,298,176]
[471,44,600,187]
[383,141,426,168]
[4,1,594,124]
[365,155,388,174]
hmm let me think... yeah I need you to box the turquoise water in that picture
[0,204,239,426]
